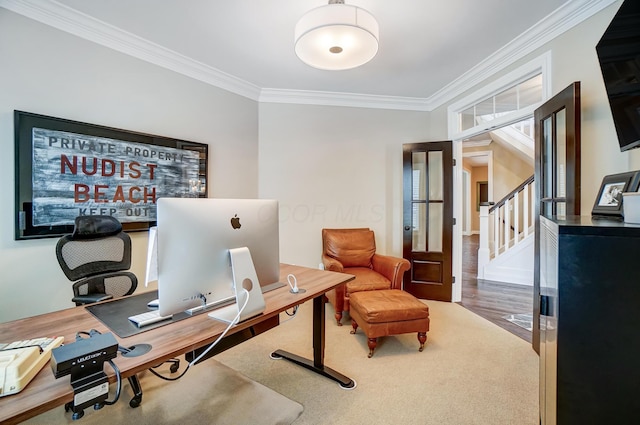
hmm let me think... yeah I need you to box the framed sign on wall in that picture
[14,110,208,240]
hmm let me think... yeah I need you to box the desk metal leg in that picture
[271,295,355,389]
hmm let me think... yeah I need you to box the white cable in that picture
[287,273,306,294]
[287,273,298,293]
[189,288,250,366]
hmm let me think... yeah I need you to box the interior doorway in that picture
[459,118,535,341]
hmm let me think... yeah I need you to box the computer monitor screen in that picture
[155,198,280,317]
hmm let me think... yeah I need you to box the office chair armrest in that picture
[72,294,114,305]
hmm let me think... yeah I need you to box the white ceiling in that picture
[2,0,614,109]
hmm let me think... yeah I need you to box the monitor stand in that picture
[209,247,266,324]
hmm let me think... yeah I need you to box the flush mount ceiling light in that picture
[294,0,379,71]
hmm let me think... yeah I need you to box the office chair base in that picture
[127,375,142,408]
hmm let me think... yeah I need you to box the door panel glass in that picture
[556,109,567,216]
[428,151,443,201]
[412,203,426,251]
[543,200,553,216]
[412,152,427,251]
[428,203,443,252]
[543,116,553,199]
[412,152,426,201]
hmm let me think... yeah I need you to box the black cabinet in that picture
[539,216,640,424]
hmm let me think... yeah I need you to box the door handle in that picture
[404,226,410,231]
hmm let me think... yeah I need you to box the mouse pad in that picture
[85,283,286,338]
[85,291,191,338]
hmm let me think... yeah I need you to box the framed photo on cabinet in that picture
[591,171,640,217]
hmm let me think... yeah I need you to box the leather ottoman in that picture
[349,289,429,358]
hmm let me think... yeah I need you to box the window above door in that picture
[448,52,552,141]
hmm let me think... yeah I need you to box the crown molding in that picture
[259,89,431,111]
[0,0,618,111]
[0,0,262,100]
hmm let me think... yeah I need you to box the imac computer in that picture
[154,198,280,320]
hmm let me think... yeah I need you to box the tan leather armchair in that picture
[322,228,411,326]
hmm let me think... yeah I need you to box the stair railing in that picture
[478,175,534,278]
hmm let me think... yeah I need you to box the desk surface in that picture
[0,264,353,425]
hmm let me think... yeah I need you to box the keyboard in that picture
[128,310,172,327]
[0,336,64,397]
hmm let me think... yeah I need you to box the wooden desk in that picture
[0,264,354,424]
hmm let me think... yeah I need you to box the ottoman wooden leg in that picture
[335,311,343,326]
[367,338,377,358]
[418,332,427,352]
[350,320,358,334]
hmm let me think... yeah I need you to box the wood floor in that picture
[459,234,533,343]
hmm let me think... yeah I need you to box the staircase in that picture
[477,175,534,285]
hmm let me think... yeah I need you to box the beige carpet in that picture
[216,300,539,425]
[26,299,538,424]
[24,359,303,424]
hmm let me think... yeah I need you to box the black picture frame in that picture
[591,171,640,217]
[14,110,208,240]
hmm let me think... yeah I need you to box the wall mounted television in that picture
[596,0,640,152]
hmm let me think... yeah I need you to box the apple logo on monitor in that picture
[230,214,241,229]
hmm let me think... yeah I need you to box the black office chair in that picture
[56,215,138,306]
[55,215,178,411]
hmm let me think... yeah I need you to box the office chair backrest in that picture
[57,231,131,280]
[56,215,137,304]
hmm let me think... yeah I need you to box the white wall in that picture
[0,10,259,322]
[258,103,428,268]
